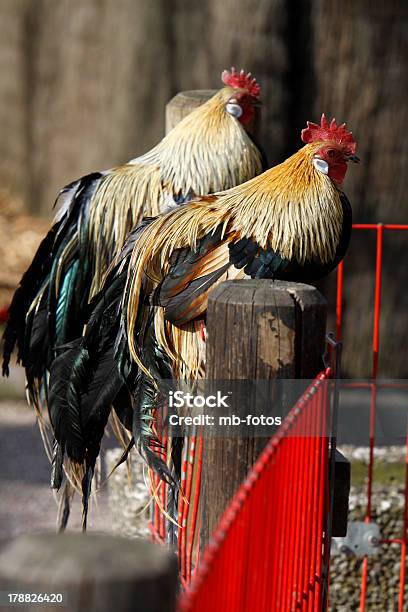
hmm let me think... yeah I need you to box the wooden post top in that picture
[208,279,326,305]
[165,90,261,137]
[206,279,327,380]
[166,90,217,133]
[0,533,177,611]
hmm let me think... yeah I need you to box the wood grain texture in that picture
[201,279,327,545]
[0,0,406,376]
[165,89,261,137]
[310,0,408,377]
[0,533,177,612]
[165,90,217,133]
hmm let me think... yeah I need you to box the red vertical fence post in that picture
[360,223,383,611]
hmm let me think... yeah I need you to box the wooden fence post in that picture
[165,90,217,133]
[165,90,261,137]
[200,279,328,546]
[0,533,177,612]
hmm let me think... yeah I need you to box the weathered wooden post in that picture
[200,279,328,546]
[165,90,217,132]
[0,533,177,612]
[165,89,261,137]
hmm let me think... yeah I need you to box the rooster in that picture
[2,68,265,521]
[50,115,358,523]
[124,114,357,380]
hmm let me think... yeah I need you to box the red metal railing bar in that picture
[279,412,299,609]
[321,378,333,611]
[179,435,189,580]
[282,430,298,609]
[352,224,408,230]
[372,224,383,379]
[360,224,383,611]
[154,473,160,538]
[336,261,344,342]
[271,445,283,606]
[309,395,320,612]
[341,382,408,390]
[159,432,168,541]
[300,418,312,607]
[291,428,304,608]
[294,412,310,608]
[264,454,278,609]
[182,434,195,582]
[315,390,328,609]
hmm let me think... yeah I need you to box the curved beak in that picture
[347,154,360,163]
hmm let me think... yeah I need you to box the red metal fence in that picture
[149,222,408,611]
[336,224,408,611]
[178,372,331,611]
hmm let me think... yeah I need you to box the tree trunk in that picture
[0,0,406,375]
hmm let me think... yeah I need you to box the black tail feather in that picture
[51,440,64,490]
[2,226,60,376]
[58,482,73,533]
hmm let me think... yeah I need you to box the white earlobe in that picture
[226,103,243,118]
[313,157,329,175]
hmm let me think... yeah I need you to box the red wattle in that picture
[239,106,255,125]
[329,160,347,184]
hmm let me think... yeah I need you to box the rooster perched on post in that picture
[2,68,264,516]
[50,115,358,520]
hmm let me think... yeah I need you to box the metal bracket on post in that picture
[331,521,381,557]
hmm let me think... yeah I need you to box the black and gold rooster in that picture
[2,69,265,521]
[50,115,358,524]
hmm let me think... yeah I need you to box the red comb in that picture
[221,67,261,99]
[301,114,357,154]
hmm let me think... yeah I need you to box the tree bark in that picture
[0,0,406,375]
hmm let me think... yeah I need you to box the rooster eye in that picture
[226,102,243,118]
[313,157,329,175]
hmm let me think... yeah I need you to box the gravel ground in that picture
[330,486,407,611]
[105,449,150,538]
[330,451,407,611]
[338,445,406,464]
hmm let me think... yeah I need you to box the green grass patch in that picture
[351,460,406,487]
